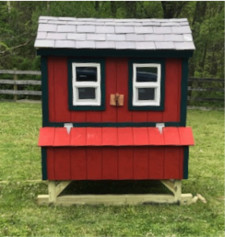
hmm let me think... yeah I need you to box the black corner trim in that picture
[183,146,189,179]
[41,56,49,126]
[41,148,47,180]
[180,59,189,126]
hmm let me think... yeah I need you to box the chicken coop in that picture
[35,16,195,205]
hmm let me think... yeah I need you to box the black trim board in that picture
[68,59,105,111]
[128,59,165,111]
[41,56,49,127]
[41,121,181,127]
[181,59,191,178]
[41,148,47,180]
[183,146,189,179]
[180,59,188,126]
[37,48,193,58]
[40,57,48,180]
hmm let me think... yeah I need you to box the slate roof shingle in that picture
[34,16,195,50]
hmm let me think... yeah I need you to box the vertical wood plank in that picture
[48,57,55,122]
[179,147,184,179]
[47,148,55,180]
[118,147,133,179]
[164,147,181,179]
[101,58,117,122]
[132,111,148,122]
[71,110,87,123]
[163,59,182,122]
[54,57,71,122]
[116,59,132,122]
[133,147,148,179]
[148,147,164,179]
[54,148,70,180]
[87,148,102,180]
[147,111,163,123]
[102,148,118,180]
[70,148,86,180]
[86,111,102,123]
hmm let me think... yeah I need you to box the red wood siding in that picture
[46,147,184,180]
[47,57,182,123]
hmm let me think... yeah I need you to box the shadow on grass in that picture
[62,180,171,195]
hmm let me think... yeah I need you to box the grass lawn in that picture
[0,102,224,237]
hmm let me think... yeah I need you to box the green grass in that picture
[0,102,224,237]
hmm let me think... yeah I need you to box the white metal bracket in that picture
[64,123,73,134]
[156,123,165,134]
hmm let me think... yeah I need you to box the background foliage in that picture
[0,1,224,78]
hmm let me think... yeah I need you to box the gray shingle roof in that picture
[34,16,195,50]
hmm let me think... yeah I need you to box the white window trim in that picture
[132,63,161,106]
[72,62,101,106]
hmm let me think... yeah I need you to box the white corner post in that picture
[48,181,71,203]
[161,180,182,202]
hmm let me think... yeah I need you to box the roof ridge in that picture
[39,16,188,22]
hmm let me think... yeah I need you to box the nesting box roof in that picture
[34,16,195,50]
[38,127,195,147]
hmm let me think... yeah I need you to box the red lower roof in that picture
[38,127,194,147]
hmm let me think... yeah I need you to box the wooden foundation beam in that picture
[37,180,193,206]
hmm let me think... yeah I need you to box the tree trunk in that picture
[6,1,11,13]
[125,2,137,18]
[191,2,208,76]
[192,1,207,26]
[161,1,187,18]
[200,42,208,75]
[110,1,117,17]
[95,2,99,12]
[47,1,50,11]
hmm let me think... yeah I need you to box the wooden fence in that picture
[0,69,41,101]
[188,78,224,103]
[0,69,224,106]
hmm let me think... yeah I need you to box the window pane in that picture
[138,88,155,100]
[76,67,97,82]
[136,67,157,82]
[78,87,96,99]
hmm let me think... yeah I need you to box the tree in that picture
[110,1,117,17]
[161,1,188,18]
[125,2,137,18]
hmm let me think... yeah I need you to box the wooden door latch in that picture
[110,93,124,106]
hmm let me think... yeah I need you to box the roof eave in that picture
[37,48,194,58]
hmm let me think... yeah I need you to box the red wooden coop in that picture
[35,16,195,204]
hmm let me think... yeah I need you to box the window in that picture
[72,63,100,106]
[129,61,164,110]
[69,61,105,110]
